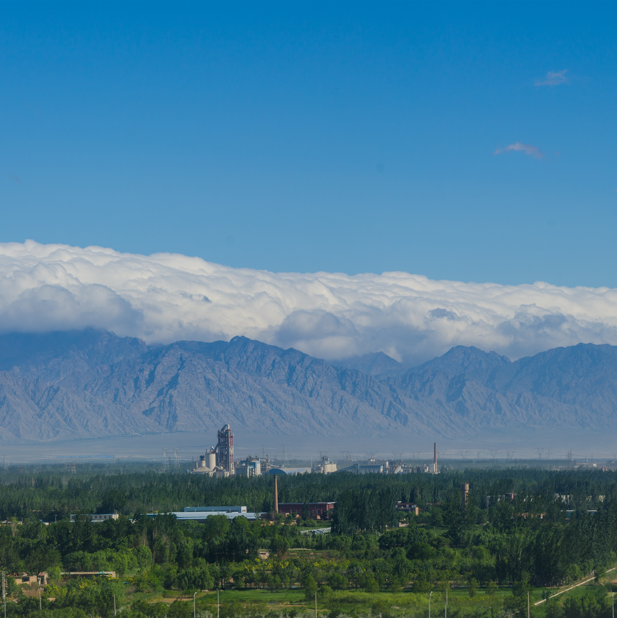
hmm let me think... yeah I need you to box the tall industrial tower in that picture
[217,424,234,473]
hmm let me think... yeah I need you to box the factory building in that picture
[190,432,443,480]
[148,507,259,522]
[312,456,337,474]
[184,506,247,513]
[236,456,261,477]
[192,448,217,475]
[267,467,310,476]
[173,511,259,522]
[69,513,119,523]
[278,502,335,519]
[396,502,420,515]
[191,426,275,478]
[217,424,234,473]
[338,462,386,474]
[149,506,258,522]
[191,424,235,476]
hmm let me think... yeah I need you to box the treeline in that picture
[1,466,617,616]
[1,465,616,521]
[2,481,617,588]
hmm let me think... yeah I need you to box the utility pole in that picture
[429,590,433,618]
[2,571,5,618]
[38,586,41,611]
[194,591,197,618]
[445,586,448,618]
[217,588,220,618]
[527,591,530,618]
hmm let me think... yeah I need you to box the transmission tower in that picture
[163,448,169,473]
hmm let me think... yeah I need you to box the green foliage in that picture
[359,572,379,593]
[331,488,397,534]
[1,465,617,616]
[563,589,610,618]
[412,572,432,593]
[546,598,565,618]
[303,574,318,601]
[487,581,499,596]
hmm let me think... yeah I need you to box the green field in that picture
[123,577,615,618]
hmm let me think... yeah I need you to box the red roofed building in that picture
[278,502,335,519]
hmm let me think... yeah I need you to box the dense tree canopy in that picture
[0,464,616,616]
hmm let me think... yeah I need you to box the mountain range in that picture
[1,329,617,442]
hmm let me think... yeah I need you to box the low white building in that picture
[69,513,119,523]
[147,507,259,522]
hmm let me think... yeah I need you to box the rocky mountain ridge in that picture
[0,330,616,441]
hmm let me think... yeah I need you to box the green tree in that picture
[545,599,564,618]
[413,572,432,593]
[303,574,318,601]
[359,573,379,593]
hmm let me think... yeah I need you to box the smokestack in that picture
[461,483,469,509]
[274,474,279,513]
[434,442,437,474]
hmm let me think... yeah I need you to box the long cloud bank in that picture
[2,240,617,365]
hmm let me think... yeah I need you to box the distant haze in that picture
[3,241,617,365]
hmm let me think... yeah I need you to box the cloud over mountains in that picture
[2,241,617,365]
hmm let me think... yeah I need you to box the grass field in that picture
[134,583,601,617]
[128,569,617,617]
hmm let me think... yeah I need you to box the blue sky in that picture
[1,1,616,287]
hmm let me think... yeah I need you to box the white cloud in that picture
[535,69,568,87]
[494,142,544,159]
[2,240,617,365]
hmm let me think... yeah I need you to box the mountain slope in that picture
[332,352,407,378]
[2,330,617,441]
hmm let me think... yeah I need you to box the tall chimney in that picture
[434,442,437,474]
[461,483,469,508]
[274,474,279,513]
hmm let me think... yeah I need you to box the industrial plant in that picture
[191,425,340,477]
[104,431,449,524]
[191,424,442,479]
[191,424,235,477]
